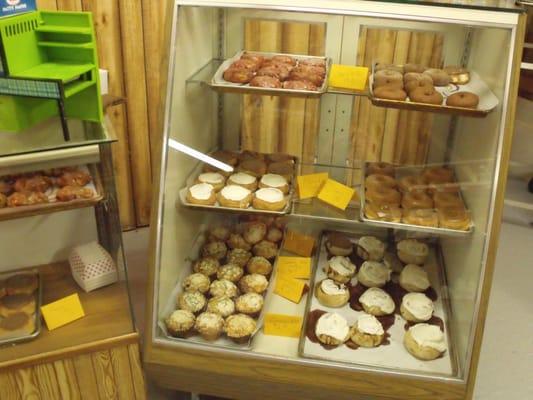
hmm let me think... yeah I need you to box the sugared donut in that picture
[403,208,438,227]
[402,191,434,210]
[249,76,281,88]
[375,63,404,74]
[365,174,397,190]
[366,186,401,207]
[446,92,479,109]
[398,175,426,193]
[423,69,450,86]
[437,207,471,230]
[423,167,454,184]
[223,68,254,83]
[409,86,443,105]
[433,192,464,209]
[404,63,426,73]
[444,66,470,84]
[374,70,403,89]
[374,86,407,101]
[364,202,402,223]
[367,162,395,177]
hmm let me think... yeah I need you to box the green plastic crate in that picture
[0,95,57,132]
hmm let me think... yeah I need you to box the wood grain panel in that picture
[54,359,81,400]
[14,367,42,399]
[128,344,147,400]
[92,350,119,399]
[110,346,136,400]
[34,363,61,399]
[0,371,21,400]
[36,0,57,9]
[56,0,82,10]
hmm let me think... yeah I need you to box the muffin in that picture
[227,248,252,267]
[208,226,231,242]
[359,287,395,316]
[207,296,235,317]
[404,323,447,360]
[266,227,283,243]
[315,279,350,308]
[357,261,391,288]
[217,264,244,283]
[326,256,356,284]
[193,257,220,278]
[238,274,269,294]
[397,239,429,265]
[246,256,272,276]
[165,309,195,337]
[235,293,264,317]
[399,264,431,292]
[400,292,434,322]
[226,233,252,251]
[350,313,385,348]
[326,233,353,256]
[356,236,385,261]
[177,292,207,314]
[209,279,239,298]
[201,240,227,260]
[315,312,350,346]
[182,273,211,293]
[194,312,225,341]
[243,221,267,244]
[252,240,278,259]
[225,314,257,343]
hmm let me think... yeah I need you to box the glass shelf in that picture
[0,117,115,158]
[377,0,524,13]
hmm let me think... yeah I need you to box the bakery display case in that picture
[144,1,526,399]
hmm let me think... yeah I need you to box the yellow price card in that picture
[317,179,355,211]
[329,64,369,91]
[264,314,303,338]
[277,256,312,279]
[274,274,306,304]
[41,293,85,331]
[283,230,315,257]
[297,172,328,199]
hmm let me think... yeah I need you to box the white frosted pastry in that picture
[350,313,385,348]
[397,239,429,265]
[404,323,447,360]
[315,279,350,308]
[358,261,391,288]
[259,173,289,194]
[197,172,225,191]
[356,236,386,261]
[187,183,216,205]
[401,292,434,322]
[315,312,350,346]
[359,287,395,316]
[399,264,430,292]
[326,256,356,284]
[383,252,404,274]
[228,172,257,190]
[252,188,287,211]
[218,185,252,208]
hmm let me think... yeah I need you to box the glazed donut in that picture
[231,59,260,71]
[423,167,454,185]
[282,80,318,91]
[398,175,426,193]
[438,207,471,230]
[409,86,443,105]
[366,186,401,207]
[446,92,479,109]
[289,70,323,86]
[374,70,403,89]
[364,202,402,223]
[404,63,426,73]
[365,174,397,190]
[374,86,407,101]
[433,192,464,209]
[401,191,434,210]
[300,58,326,67]
[241,53,265,65]
[271,55,296,66]
[403,208,438,227]
[249,76,281,88]
[375,63,404,74]
[367,162,395,177]
[257,65,290,81]
[292,65,326,78]
[223,68,254,83]
[444,66,470,84]
[423,69,450,86]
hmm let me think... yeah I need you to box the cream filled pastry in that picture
[397,239,429,265]
[404,323,447,360]
[359,287,395,316]
[228,172,257,191]
[259,173,289,194]
[196,172,225,191]
[326,256,356,284]
[315,312,350,346]
[399,264,431,292]
[187,183,216,205]
[217,185,252,208]
[252,188,287,211]
[400,292,434,322]
[358,261,391,288]
[315,279,350,308]
[356,236,386,261]
[350,313,385,348]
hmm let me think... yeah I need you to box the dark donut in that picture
[404,63,426,73]
[409,86,443,105]
[445,92,479,108]
[374,86,407,101]
[374,70,404,89]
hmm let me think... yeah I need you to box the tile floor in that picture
[124,223,533,400]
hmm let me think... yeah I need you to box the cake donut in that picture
[364,203,402,223]
[404,63,426,73]
[373,70,404,89]
[403,208,438,227]
[375,63,404,74]
[405,79,434,94]
[374,86,407,101]
[446,92,479,109]
[409,86,443,105]
[366,186,401,207]
[423,68,451,86]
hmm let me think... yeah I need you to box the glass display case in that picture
[144,1,526,399]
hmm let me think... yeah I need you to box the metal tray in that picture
[369,63,499,117]
[360,162,474,236]
[0,268,42,346]
[159,221,285,351]
[298,231,458,377]
[210,50,331,98]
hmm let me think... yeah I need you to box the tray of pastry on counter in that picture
[0,165,103,221]
[0,269,42,346]
[210,50,331,97]
[360,162,474,236]
[179,150,295,215]
[369,62,498,117]
[299,231,457,376]
[159,216,286,350]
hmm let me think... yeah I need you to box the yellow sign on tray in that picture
[41,293,85,331]
[296,172,329,199]
[264,314,303,338]
[277,256,312,279]
[317,179,355,211]
[329,64,369,91]
[274,274,306,304]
